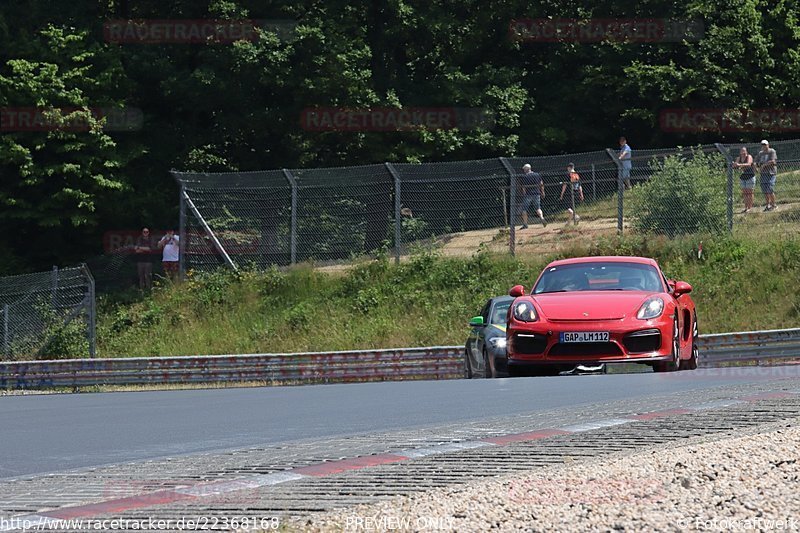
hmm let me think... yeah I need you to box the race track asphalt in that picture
[1,366,797,479]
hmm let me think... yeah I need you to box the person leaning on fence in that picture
[732,146,756,213]
[560,163,584,223]
[618,136,632,189]
[158,229,180,282]
[134,227,155,290]
[755,139,778,211]
[518,163,546,229]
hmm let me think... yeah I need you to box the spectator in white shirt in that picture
[158,229,180,282]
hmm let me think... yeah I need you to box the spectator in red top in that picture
[560,163,584,223]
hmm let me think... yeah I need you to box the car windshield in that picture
[533,262,664,294]
[490,301,511,325]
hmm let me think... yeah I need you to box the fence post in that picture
[51,266,58,308]
[499,157,516,256]
[81,264,96,358]
[2,304,8,358]
[178,181,186,280]
[591,163,596,201]
[384,163,402,264]
[605,148,624,234]
[715,143,734,233]
[282,169,298,265]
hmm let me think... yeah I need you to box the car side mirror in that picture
[673,281,692,296]
[509,285,526,297]
[469,316,485,327]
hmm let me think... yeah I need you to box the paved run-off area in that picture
[300,418,800,532]
[3,374,800,531]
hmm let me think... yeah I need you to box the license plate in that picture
[560,331,609,343]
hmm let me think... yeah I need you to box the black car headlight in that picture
[488,337,507,349]
[512,301,538,322]
[636,297,664,320]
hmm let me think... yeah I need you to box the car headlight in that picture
[512,301,538,322]
[489,337,507,349]
[637,297,664,319]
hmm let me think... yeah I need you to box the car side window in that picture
[480,301,491,323]
[660,270,672,293]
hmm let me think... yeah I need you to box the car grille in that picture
[623,329,661,353]
[511,333,547,355]
[548,342,623,357]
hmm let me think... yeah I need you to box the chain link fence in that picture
[173,139,800,272]
[0,265,96,362]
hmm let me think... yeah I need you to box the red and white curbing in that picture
[1,390,798,531]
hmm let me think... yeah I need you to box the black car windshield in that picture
[490,301,512,325]
[533,262,664,294]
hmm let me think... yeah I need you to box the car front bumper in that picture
[507,319,672,366]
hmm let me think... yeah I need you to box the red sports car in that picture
[506,256,698,376]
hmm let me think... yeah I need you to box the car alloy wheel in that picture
[464,350,473,379]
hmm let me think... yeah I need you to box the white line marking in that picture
[175,472,307,496]
[401,441,494,458]
[690,400,747,410]
[559,418,633,433]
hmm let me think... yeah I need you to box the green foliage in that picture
[95,232,800,358]
[628,151,727,237]
[0,26,132,229]
[39,319,89,360]
[3,1,800,270]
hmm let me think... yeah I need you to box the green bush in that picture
[629,150,727,237]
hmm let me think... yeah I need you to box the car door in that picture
[469,300,492,363]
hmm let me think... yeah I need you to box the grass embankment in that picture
[95,234,800,358]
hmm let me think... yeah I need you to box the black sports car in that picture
[465,296,514,378]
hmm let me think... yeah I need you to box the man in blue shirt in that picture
[618,136,632,189]
[518,164,546,229]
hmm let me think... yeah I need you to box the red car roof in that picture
[544,256,659,268]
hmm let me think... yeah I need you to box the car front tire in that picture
[654,317,681,373]
[483,349,494,378]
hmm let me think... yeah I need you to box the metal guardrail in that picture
[697,328,800,364]
[1,329,799,389]
[0,347,463,389]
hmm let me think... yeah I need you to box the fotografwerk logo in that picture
[510,18,704,43]
[300,107,495,132]
[0,107,143,132]
[104,19,297,44]
[660,108,800,132]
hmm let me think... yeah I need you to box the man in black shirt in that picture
[134,227,155,290]
[518,164,546,229]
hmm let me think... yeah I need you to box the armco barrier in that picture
[697,328,800,364]
[1,329,799,389]
[0,347,463,389]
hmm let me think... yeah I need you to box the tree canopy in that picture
[1,0,798,270]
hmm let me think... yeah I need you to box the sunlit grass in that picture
[94,233,800,358]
